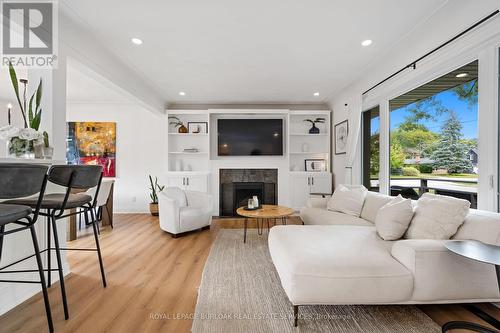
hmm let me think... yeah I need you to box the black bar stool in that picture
[0,163,53,333]
[4,164,106,321]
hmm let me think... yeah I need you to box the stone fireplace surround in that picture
[219,169,278,216]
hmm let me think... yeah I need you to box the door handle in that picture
[182,177,185,186]
[307,177,310,186]
[311,177,314,185]
[186,177,189,186]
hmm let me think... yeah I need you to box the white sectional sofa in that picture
[268,191,500,325]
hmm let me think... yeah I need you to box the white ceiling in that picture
[61,0,447,104]
[66,62,130,103]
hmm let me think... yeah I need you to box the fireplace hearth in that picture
[219,169,277,216]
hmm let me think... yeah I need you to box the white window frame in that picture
[359,28,500,211]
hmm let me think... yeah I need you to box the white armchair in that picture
[158,187,213,238]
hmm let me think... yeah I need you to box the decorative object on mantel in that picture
[168,116,188,133]
[303,117,326,134]
[305,159,327,172]
[183,147,199,153]
[334,119,348,155]
[148,175,165,216]
[0,62,50,159]
[188,122,208,134]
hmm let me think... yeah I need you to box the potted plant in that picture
[304,117,326,134]
[168,116,188,133]
[148,175,165,216]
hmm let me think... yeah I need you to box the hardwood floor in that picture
[0,214,498,333]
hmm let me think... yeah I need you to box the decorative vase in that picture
[178,125,188,133]
[308,123,320,134]
[301,143,309,152]
[8,137,34,158]
[175,159,183,171]
[34,142,44,159]
[43,146,54,159]
[149,203,159,216]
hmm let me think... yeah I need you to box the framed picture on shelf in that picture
[334,120,348,155]
[305,159,326,172]
[187,122,208,134]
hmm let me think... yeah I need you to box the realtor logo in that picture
[1,0,58,68]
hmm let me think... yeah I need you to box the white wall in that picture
[329,0,500,210]
[60,11,165,113]
[67,102,166,212]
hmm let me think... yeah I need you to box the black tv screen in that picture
[218,119,283,156]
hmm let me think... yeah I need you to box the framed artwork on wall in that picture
[334,120,348,155]
[305,159,327,172]
[188,122,208,134]
[66,122,117,177]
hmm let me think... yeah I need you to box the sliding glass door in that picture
[361,106,380,191]
[388,61,479,207]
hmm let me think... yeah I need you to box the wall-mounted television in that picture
[217,119,284,156]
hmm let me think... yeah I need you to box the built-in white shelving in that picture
[289,133,328,136]
[169,152,208,155]
[288,110,331,172]
[168,133,209,136]
[167,110,210,172]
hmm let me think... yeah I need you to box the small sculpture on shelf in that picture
[303,117,326,134]
[168,116,188,133]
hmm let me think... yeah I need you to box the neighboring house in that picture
[468,149,479,173]
[403,157,434,165]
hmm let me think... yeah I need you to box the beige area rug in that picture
[192,229,441,333]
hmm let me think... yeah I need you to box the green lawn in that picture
[375,173,478,180]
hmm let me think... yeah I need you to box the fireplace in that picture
[219,169,277,216]
[233,182,264,215]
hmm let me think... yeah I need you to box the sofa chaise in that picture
[268,191,500,326]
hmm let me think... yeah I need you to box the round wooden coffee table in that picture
[236,204,294,243]
[443,240,500,333]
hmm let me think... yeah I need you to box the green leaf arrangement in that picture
[149,175,165,203]
[8,61,43,131]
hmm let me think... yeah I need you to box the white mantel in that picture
[0,158,70,315]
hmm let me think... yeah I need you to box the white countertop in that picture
[0,158,66,165]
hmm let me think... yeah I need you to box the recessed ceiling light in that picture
[361,39,372,47]
[179,91,186,96]
[456,73,469,78]
[313,92,320,97]
[131,38,143,45]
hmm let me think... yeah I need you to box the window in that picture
[389,61,478,207]
[362,106,380,191]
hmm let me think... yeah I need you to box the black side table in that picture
[443,240,500,333]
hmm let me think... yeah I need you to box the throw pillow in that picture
[327,184,368,217]
[375,195,414,240]
[405,193,470,239]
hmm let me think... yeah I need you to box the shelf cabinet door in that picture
[166,175,186,190]
[290,173,312,211]
[310,173,332,194]
[185,175,208,193]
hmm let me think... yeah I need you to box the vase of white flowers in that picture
[0,62,47,159]
[0,126,43,158]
